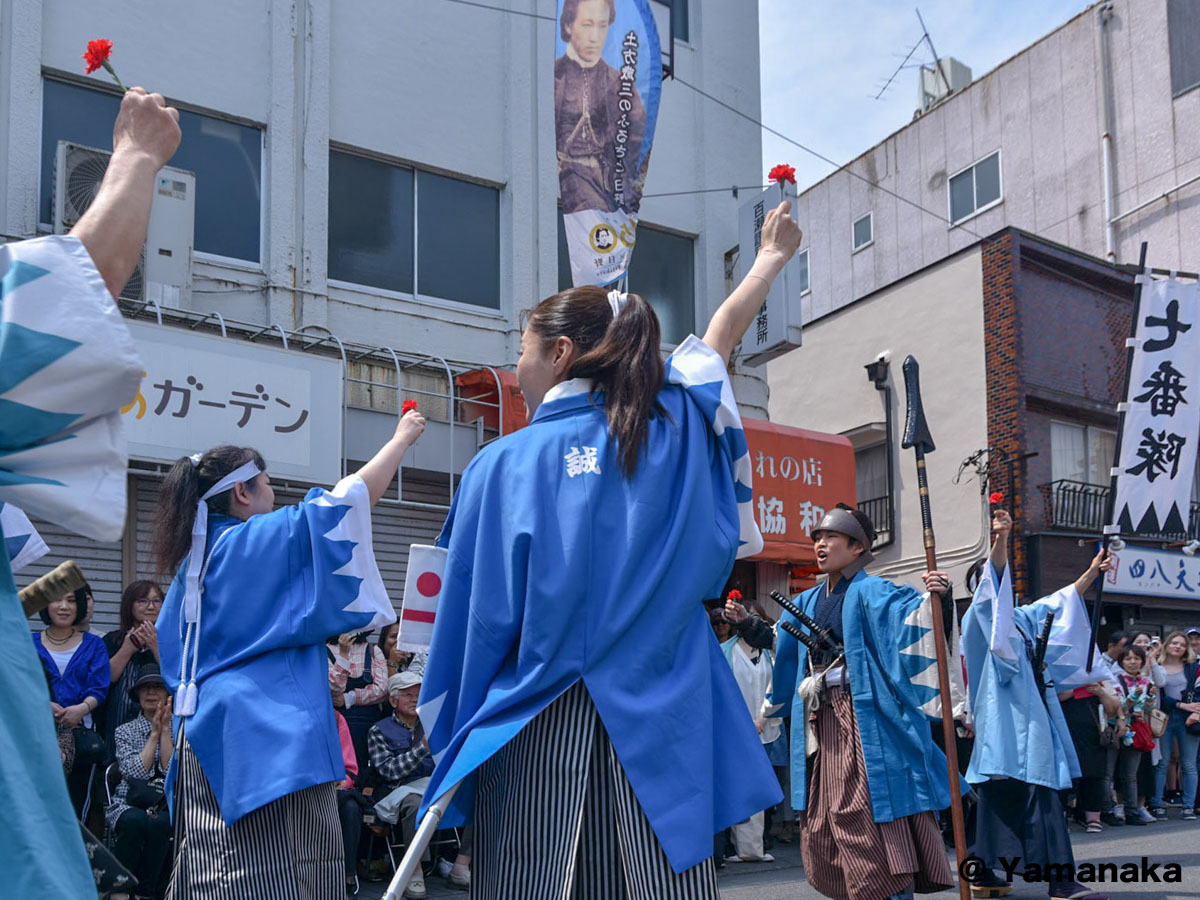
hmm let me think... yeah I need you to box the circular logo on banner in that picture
[589,223,617,253]
[416,571,442,597]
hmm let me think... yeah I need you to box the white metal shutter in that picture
[13,514,124,633]
[371,477,449,611]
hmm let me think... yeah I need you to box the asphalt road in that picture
[360,813,1200,899]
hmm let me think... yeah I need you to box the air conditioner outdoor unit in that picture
[53,140,195,306]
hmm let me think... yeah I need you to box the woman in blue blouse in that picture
[33,585,111,819]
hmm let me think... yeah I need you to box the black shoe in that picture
[1100,813,1125,827]
[1125,814,1147,825]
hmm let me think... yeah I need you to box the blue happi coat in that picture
[769,571,966,821]
[961,562,1094,790]
[157,474,396,824]
[0,235,144,898]
[417,335,781,873]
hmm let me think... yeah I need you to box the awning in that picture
[741,417,857,565]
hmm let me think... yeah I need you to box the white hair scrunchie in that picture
[607,290,629,319]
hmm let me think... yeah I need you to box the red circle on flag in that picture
[416,572,442,597]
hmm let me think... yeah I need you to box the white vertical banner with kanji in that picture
[737,187,803,367]
[1109,276,1200,536]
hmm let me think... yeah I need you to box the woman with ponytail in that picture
[415,203,802,898]
[153,410,425,899]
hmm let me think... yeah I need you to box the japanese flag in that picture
[399,544,446,653]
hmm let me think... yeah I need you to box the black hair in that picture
[1120,645,1147,666]
[526,286,666,477]
[834,502,878,549]
[38,583,90,627]
[1105,629,1131,650]
[119,579,163,633]
[559,0,615,41]
[152,446,266,576]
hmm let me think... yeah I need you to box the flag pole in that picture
[382,780,462,900]
[1086,241,1148,670]
[900,355,969,900]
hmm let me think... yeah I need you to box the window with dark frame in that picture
[328,149,500,310]
[41,78,263,263]
[948,151,1002,225]
[797,248,810,294]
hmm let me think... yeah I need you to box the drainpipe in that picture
[865,358,896,550]
[1097,2,1117,262]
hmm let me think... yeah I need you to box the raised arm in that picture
[1073,548,1110,598]
[988,509,1012,574]
[702,200,803,365]
[354,410,426,505]
[69,88,181,300]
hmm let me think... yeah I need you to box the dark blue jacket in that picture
[33,631,110,708]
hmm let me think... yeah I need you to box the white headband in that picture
[607,290,629,319]
[176,458,263,717]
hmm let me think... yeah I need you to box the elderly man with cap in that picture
[368,671,470,896]
[106,663,174,898]
[766,503,962,900]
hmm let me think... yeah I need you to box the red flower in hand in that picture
[82,39,127,91]
[989,491,1004,504]
[82,39,113,74]
[727,589,742,601]
[402,399,419,415]
[768,164,796,185]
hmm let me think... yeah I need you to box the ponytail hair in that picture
[525,286,665,477]
[152,445,265,576]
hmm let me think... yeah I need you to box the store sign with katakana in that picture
[742,416,856,564]
[1109,276,1200,537]
[1106,545,1200,601]
[121,323,343,482]
[737,186,803,367]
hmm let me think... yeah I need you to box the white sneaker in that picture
[447,864,471,891]
[404,873,427,900]
[1137,807,1156,824]
[435,858,453,878]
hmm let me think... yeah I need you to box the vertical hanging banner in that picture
[556,0,662,286]
[1109,275,1200,536]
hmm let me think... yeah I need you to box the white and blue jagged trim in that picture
[308,474,396,629]
[665,335,764,559]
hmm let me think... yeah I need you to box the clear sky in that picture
[758,0,1095,190]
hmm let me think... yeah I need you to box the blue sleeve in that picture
[79,635,111,705]
[664,336,762,558]
[767,615,798,717]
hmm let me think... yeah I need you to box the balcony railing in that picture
[858,494,894,546]
[1039,479,1200,540]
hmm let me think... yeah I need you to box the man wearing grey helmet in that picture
[766,503,961,900]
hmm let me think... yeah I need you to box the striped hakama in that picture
[472,681,720,900]
[165,729,344,900]
[802,688,953,900]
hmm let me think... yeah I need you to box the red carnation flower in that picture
[768,163,796,186]
[989,491,1004,504]
[82,39,127,91]
[727,589,742,601]
[402,399,419,415]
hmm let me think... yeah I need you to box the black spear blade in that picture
[901,354,936,454]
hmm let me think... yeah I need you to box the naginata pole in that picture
[901,355,970,900]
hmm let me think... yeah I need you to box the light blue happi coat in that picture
[961,562,1095,789]
[417,335,781,873]
[156,474,396,824]
[769,571,967,821]
[0,235,144,898]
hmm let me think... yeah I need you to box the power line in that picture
[642,183,771,199]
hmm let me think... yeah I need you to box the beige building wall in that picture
[767,247,992,591]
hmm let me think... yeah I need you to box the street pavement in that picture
[357,813,1200,899]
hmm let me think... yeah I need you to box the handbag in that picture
[1099,716,1124,749]
[1130,719,1156,753]
[125,775,166,813]
[71,725,106,764]
[1148,707,1169,738]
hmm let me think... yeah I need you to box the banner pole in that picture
[1087,240,1148,670]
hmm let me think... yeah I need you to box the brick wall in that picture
[981,232,1030,594]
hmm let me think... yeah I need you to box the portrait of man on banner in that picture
[555,0,662,287]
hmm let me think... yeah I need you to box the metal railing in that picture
[1039,479,1200,539]
[857,494,893,545]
